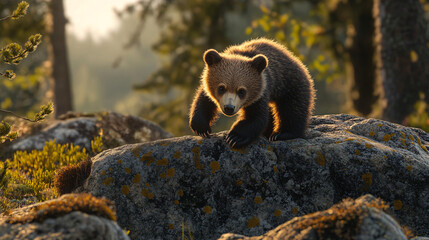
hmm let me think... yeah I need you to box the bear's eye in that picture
[218,85,226,95]
[237,88,247,99]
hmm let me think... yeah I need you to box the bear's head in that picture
[202,49,268,116]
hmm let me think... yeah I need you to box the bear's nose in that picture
[224,105,235,115]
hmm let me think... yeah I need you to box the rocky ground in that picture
[1,113,428,239]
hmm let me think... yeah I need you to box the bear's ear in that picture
[204,49,222,66]
[251,54,268,73]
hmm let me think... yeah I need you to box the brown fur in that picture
[54,159,92,196]
[190,38,315,148]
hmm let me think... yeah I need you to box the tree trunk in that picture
[374,0,429,124]
[50,0,72,117]
[348,0,377,116]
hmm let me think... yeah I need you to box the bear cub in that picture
[189,38,315,148]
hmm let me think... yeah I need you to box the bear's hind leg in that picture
[269,100,309,141]
[263,107,275,139]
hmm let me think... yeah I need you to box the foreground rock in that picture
[4,111,172,156]
[218,195,407,240]
[0,193,129,240]
[76,114,428,239]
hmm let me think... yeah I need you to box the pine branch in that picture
[0,16,11,21]
[0,1,29,22]
[0,109,36,122]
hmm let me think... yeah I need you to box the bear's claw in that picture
[269,132,297,141]
[225,132,252,148]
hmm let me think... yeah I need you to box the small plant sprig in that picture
[0,102,54,143]
[0,1,42,80]
[0,1,29,21]
[0,34,42,79]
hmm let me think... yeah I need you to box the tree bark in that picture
[50,0,72,117]
[348,0,377,116]
[374,0,429,123]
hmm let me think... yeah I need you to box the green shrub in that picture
[0,136,103,212]
[6,140,88,200]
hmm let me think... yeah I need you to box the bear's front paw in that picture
[190,120,211,138]
[269,132,299,141]
[225,131,254,148]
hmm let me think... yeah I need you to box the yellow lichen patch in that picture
[344,138,355,142]
[408,134,415,141]
[410,50,419,62]
[365,143,374,149]
[236,179,243,186]
[174,200,179,205]
[117,159,123,164]
[124,168,131,174]
[267,145,274,152]
[173,150,181,159]
[178,190,184,197]
[344,130,352,134]
[264,180,268,184]
[231,147,249,155]
[362,173,372,185]
[192,146,204,170]
[121,185,130,195]
[103,177,114,186]
[400,138,407,147]
[316,151,326,166]
[273,165,278,173]
[383,134,392,142]
[417,137,422,145]
[147,192,154,199]
[109,168,113,172]
[210,161,220,174]
[160,141,170,146]
[101,170,106,176]
[369,131,375,137]
[400,131,406,138]
[141,189,154,199]
[355,150,361,156]
[160,172,166,178]
[145,182,150,187]
[141,188,148,197]
[240,196,245,200]
[140,151,155,166]
[274,209,282,217]
[168,224,174,230]
[416,138,428,152]
[292,207,299,215]
[247,216,260,228]
[393,200,403,210]
[377,123,384,127]
[203,205,212,214]
[132,173,141,183]
[254,196,263,204]
[197,139,203,144]
[156,158,169,166]
[131,146,142,157]
[407,165,412,171]
[166,168,175,177]
[383,155,388,159]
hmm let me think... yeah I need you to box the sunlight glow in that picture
[64,0,137,41]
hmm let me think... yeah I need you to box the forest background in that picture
[1,0,429,136]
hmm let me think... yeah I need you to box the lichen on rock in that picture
[218,195,409,240]
[74,114,428,239]
[0,193,129,240]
